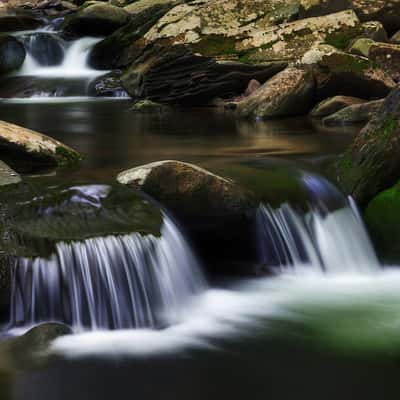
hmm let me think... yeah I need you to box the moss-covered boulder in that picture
[369,42,400,82]
[0,35,25,74]
[365,183,400,262]
[0,120,81,172]
[302,44,395,100]
[349,37,375,57]
[335,85,400,206]
[310,95,365,119]
[61,3,130,37]
[237,66,315,119]
[322,98,384,126]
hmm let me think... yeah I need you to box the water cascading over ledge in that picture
[9,214,206,331]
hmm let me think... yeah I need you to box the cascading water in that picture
[256,173,380,273]
[9,214,206,331]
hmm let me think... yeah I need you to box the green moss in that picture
[191,35,238,58]
[325,25,363,49]
[55,146,82,166]
[365,183,400,262]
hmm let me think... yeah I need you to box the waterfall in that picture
[16,36,104,78]
[256,173,380,273]
[9,214,206,331]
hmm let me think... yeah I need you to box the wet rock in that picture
[360,21,388,42]
[302,44,395,100]
[117,160,257,274]
[391,30,400,44]
[0,160,21,186]
[310,95,365,119]
[131,99,163,113]
[335,85,400,206]
[322,99,384,126]
[20,32,64,67]
[61,3,130,37]
[122,43,287,104]
[124,0,180,15]
[237,67,315,119]
[87,71,129,97]
[0,120,81,171]
[369,42,400,81]
[0,35,25,74]
[117,160,256,218]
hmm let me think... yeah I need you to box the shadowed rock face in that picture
[121,43,287,104]
[0,35,25,74]
[335,85,400,206]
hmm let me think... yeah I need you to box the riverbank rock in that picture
[61,3,130,37]
[237,67,315,119]
[364,182,400,262]
[302,44,396,100]
[0,120,81,171]
[335,85,400,206]
[321,98,384,126]
[0,8,42,31]
[310,95,365,119]
[87,71,129,97]
[299,0,352,18]
[117,160,257,274]
[369,42,400,82]
[131,99,163,113]
[0,35,25,74]
[349,37,375,57]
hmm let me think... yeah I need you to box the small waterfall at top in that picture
[16,36,104,78]
[256,173,380,274]
[9,214,206,331]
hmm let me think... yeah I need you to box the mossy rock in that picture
[0,181,162,259]
[365,183,400,262]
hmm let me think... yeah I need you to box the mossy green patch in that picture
[191,35,238,58]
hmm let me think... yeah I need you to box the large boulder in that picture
[321,98,384,126]
[236,66,315,119]
[0,35,25,74]
[61,3,130,37]
[0,120,81,171]
[117,160,257,273]
[299,0,352,18]
[310,95,365,119]
[335,85,400,206]
[302,44,395,100]
[0,8,42,32]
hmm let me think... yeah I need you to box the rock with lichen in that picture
[368,42,400,81]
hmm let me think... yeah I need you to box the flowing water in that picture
[0,29,399,400]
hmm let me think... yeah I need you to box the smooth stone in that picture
[0,160,21,186]
[0,34,25,74]
[310,95,366,119]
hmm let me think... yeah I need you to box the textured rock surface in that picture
[310,95,365,118]
[335,85,400,206]
[322,98,384,125]
[237,67,315,119]
[0,160,20,186]
[369,42,400,81]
